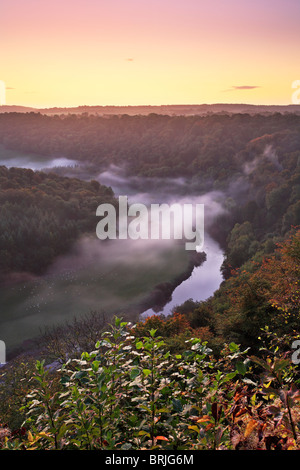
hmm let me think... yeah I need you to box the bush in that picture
[2,317,300,450]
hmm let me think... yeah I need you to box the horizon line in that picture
[0,102,299,111]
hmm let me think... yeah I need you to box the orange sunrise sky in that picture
[1,0,300,108]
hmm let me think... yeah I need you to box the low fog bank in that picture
[96,164,229,230]
[46,235,207,316]
[0,234,199,352]
[47,236,183,274]
[97,164,192,201]
[0,144,80,172]
[93,165,229,318]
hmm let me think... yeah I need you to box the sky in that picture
[1,0,300,108]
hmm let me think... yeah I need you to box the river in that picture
[96,165,225,317]
[141,234,224,317]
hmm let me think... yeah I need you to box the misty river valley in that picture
[0,147,224,354]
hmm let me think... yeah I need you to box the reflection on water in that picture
[141,233,224,318]
[163,234,224,311]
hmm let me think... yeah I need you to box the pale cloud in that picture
[223,85,261,92]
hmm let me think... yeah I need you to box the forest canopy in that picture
[0,166,115,277]
[0,112,300,180]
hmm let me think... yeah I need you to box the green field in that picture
[0,238,191,352]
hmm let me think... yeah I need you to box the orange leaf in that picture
[244,419,258,438]
[205,423,214,431]
[197,415,211,423]
[155,436,169,441]
[234,407,248,418]
[190,416,200,422]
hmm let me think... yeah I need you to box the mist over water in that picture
[0,154,225,352]
[96,164,189,203]
[96,164,225,317]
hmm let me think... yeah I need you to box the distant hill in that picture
[1,103,300,116]
[0,105,37,113]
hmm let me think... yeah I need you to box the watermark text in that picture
[96,196,204,251]
[291,340,300,364]
[0,340,6,365]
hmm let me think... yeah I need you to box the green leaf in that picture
[157,407,170,413]
[138,430,150,437]
[92,361,100,372]
[250,355,272,372]
[160,386,171,396]
[75,371,88,380]
[188,425,200,433]
[60,376,70,385]
[130,368,140,380]
[139,405,152,413]
[142,369,151,377]
[229,342,240,352]
[98,339,112,348]
[172,398,183,413]
[274,358,290,373]
[236,361,247,376]
[136,341,143,350]
[221,371,237,383]
[81,352,90,361]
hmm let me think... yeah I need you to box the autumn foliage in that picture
[216,228,300,346]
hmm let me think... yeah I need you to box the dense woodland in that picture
[0,111,299,450]
[0,167,115,277]
[0,112,300,180]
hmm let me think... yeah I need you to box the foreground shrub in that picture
[2,317,300,450]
